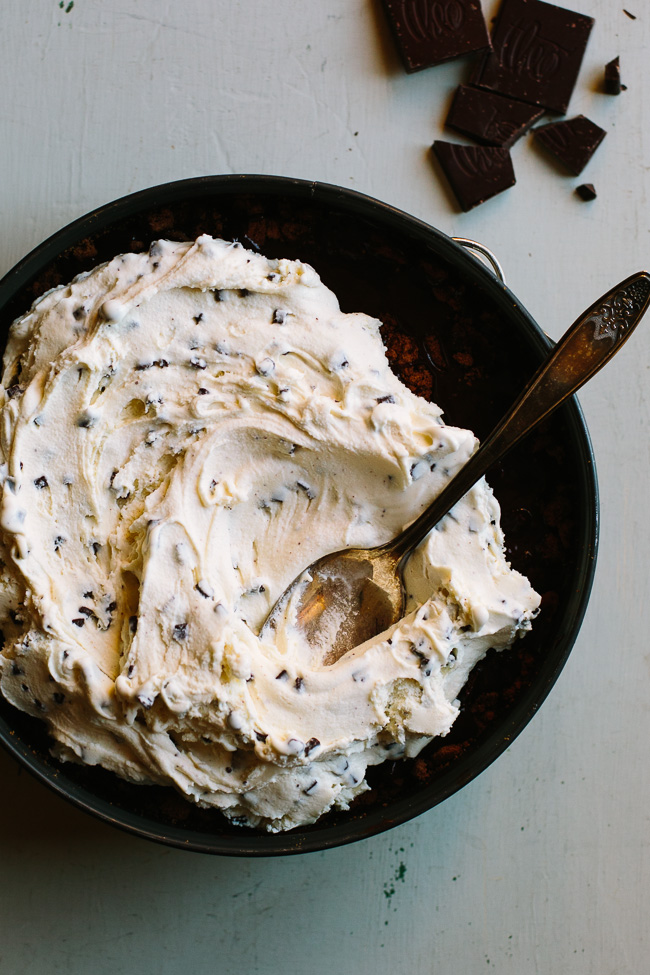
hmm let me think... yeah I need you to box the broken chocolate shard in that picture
[534,115,606,175]
[604,56,622,95]
[473,0,594,114]
[432,141,516,211]
[575,183,597,201]
[381,0,491,73]
[445,84,545,147]
[623,9,636,19]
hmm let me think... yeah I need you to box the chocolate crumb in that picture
[294,676,304,691]
[623,9,636,19]
[72,618,86,627]
[604,56,622,95]
[33,475,48,489]
[276,669,288,680]
[576,183,597,201]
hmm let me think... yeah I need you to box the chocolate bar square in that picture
[446,84,545,147]
[534,115,606,174]
[473,0,594,114]
[381,0,491,73]
[432,141,516,210]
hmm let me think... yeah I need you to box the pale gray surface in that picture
[0,2,648,973]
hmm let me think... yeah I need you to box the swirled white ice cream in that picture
[0,236,539,831]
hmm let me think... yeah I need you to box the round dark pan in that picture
[0,175,598,855]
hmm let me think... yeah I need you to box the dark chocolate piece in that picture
[534,115,606,174]
[381,0,490,73]
[446,84,545,147]
[623,9,636,19]
[604,56,621,95]
[473,0,594,114]
[575,183,596,200]
[432,141,516,210]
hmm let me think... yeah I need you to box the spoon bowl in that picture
[262,546,403,664]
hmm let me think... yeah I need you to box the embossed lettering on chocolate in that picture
[381,0,490,72]
[432,141,516,210]
[445,84,545,147]
[473,0,594,114]
[534,115,606,174]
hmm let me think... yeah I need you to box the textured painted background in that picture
[1,2,648,973]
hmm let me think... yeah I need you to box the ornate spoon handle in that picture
[391,271,650,560]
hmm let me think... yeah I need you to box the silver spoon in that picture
[260,271,650,663]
